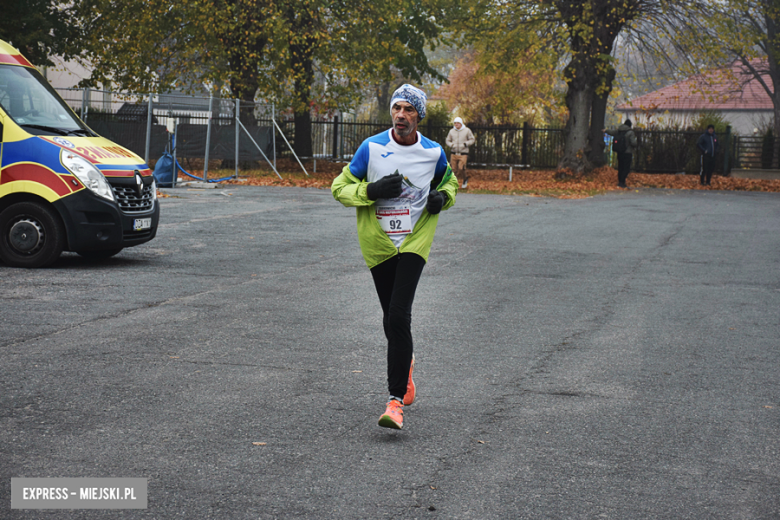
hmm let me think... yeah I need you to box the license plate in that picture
[133,218,152,231]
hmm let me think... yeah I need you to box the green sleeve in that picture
[331,165,373,207]
[437,164,458,211]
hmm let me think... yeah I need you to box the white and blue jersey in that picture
[349,129,448,247]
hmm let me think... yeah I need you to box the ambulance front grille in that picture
[111,184,154,213]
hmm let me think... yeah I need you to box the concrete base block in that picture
[730,169,780,180]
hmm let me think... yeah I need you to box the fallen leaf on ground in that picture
[217,165,780,199]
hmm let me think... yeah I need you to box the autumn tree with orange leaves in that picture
[437,50,561,126]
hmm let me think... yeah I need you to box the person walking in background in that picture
[331,84,458,430]
[697,125,719,186]
[446,117,475,189]
[604,119,638,188]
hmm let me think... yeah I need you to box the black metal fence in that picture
[56,88,769,174]
[276,119,566,168]
[277,119,744,174]
[631,129,734,175]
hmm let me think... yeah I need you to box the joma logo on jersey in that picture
[381,152,394,158]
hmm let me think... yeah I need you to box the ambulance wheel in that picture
[0,202,66,268]
[77,248,123,259]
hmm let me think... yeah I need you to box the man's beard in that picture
[393,119,416,137]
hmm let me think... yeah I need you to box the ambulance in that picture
[0,40,159,267]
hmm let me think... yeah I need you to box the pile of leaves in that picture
[217,160,780,199]
[462,167,780,198]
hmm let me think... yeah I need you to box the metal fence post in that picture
[723,125,731,175]
[81,88,90,122]
[272,103,277,170]
[235,99,240,179]
[339,123,344,160]
[203,94,214,181]
[144,95,153,166]
[332,115,339,159]
[172,117,178,188]
[521,122,530,166]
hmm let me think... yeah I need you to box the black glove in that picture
[366,173,403,200]
[426,189,446,215]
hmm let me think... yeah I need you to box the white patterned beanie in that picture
[390,84,427,121]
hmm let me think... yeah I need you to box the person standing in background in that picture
[697,125,719,186]
[446,117,475,189]
[604,119,638,188]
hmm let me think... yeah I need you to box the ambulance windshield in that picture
[0,64,92,136]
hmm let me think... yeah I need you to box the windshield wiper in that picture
[19,124,70,136]
[66,128,94,136]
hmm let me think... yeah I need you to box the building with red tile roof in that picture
[616,60,774,135]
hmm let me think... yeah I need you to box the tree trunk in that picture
[287,6,317,158]
[555,0,626,174]
[290,28,315,157]
[559,57,595,173]
[764,7,780,169]
[375,81,392,124]
[293,110,312,158]
[291,55,314,157]
[587,65,616,168]
[768,64,780,170]
[772,104,780,170]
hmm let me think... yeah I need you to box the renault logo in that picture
[134,171,144,196]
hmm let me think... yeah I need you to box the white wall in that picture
[618,109,773,136]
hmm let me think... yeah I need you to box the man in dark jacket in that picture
[604,119,638,188]
[697,125,719,186]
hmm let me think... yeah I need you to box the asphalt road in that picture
[2,185,779,519]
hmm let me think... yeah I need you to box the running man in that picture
[331,84,458,430]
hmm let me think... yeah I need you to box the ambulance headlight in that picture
[61,150,114,201]
[151,179,158,201]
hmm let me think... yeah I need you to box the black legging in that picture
[617,152,632,186]
[701,155,716,184]
[370,252,426,399]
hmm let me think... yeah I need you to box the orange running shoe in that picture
[378,399,404,429]
[404,354,416,406]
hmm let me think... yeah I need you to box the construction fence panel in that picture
[56,89,276,170]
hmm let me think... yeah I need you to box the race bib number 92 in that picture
[376,204,412,235]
